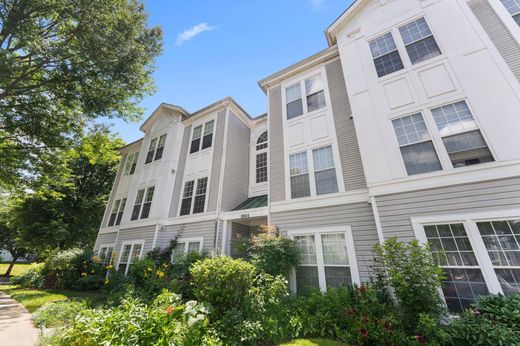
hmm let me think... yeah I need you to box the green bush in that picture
[247,229,299,277]
[169,251,207,299]
[33,300,87,328]
[127,258,169,300]
[450,294,520,345]
[373,237,447,334]
[10,263,44,288]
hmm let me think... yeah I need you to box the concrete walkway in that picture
[0,291,38,346]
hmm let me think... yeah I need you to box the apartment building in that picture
[94,0,520,312]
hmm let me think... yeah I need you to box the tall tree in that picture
[0,0,162,188]
[0,198,31,276]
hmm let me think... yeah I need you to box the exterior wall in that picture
[325,59,367,190]
[101,153,131,228]
[93,232,118,251]
[114,226,156,256]
[376,177,520,242]
[249,118,268,197]
[156,220,217,252]
[207,110,227,211]
[271,203,380,281]
[169,125,192,217]
[220,111,251,211]
[268,86,286,203]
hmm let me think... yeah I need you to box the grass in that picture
[0,262,36,276]
[0,284,105,312]
[280,339,348,346]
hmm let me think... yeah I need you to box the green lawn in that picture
[0,284,105,312]
[0,262,36,276]
[280,339,348,346]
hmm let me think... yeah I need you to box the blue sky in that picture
[105,0,354,143]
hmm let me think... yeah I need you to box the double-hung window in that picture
[431,101,493,168]
[131,187,154,220]
[179,177,208,215]
[145,138,157,164]
[171,238,204,261]
[154,134,167,161]
[256,132,268,183]
[369,32,404,77]
[398,17,441,65]
[145,134,167,164]
[501,0,520,26]
[190,121,214,154]
[392,113,442,175]
[291,228,357,294]
[117,241,144,275]
[123,152,139,176]
[108,199,121,227]
[98,245,114,266]
[312,146,339,195]
[289,152,311,198]
[285,74,326,120]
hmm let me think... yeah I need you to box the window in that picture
[108,199,120,227]
[424,223,488,312]
[431,101,493,168]
[392,113,442,175]
[98,245,114,266]
[256,131,268,183]
[117,241,143,275]
[289,152,311,199]
[179,177,208,215]
[154,134,167,161]
[140,187,154,219]
[369,32,404,77]
[123,152,139,176]
[399,17,441,64]
[145,138,157,164]
[171,238,203,261]
[501,0,520,26]
[312,146,338,195]
[285,74,326,120]
[291,229,356,294]
[190,120,214,154]
[131,187,154,221]
[113,198,127,226]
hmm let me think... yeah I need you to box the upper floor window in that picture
[398,17,441,65]
[256,132,268,183]
[285,74,326,120]
[180,177,208,215]
[190,120,214,154]
[108,197,127,227]
[130,186,154,220]
[392,113,442,175]
[145,134,167,164]
[369,32,404,77]
[431,101,493,168]
[289,145,339,199]
[123,152,139,176]
[501,0,520,26]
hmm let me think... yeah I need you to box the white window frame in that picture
[411,209,520,298]
[116,240,145,275]
[256,132,268,184]
[123,152,139,176]
[397,16,442,66]
[170,237,204,262]
[283,72,327,121]
[98,244,115,265]
[287,226,360,293]
[189,119,215,155]
[131,186,155,221]
[145,133,167,164]
[178,177,209,216]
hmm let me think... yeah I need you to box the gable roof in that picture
[139,103,190,132]
[326,0,368,46]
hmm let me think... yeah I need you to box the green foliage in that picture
[169,251,208,300]
[373,237,447,333]
[450,295,520,345]
[0,0,162,188]
[33,301,87,328]
[10,263,45,288]
[247,231,299,277]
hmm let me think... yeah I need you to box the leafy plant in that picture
[33,301,87,328]
[10,263,44,288]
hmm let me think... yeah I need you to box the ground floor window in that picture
[171,237,203,262]
[98,244,115,266]
[117,240,144,275]
[414,213,520,312]
[289,226,359,294]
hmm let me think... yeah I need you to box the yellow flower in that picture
[91,269,95,274]
[162,263,168,268]
[81,272,87,277]
[156,270,165,278]
[104,278,110,285]
[92,256,101,264]
[147,267,153,272]
[106,265,113,270]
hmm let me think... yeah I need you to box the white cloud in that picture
[176,23,216,46]
[311,0,326,8]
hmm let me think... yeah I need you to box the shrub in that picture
[373,237,447,333]
[169,251,207,299]
[11,263,44,288]
[450,294,520,345]
[33,300,87,328]
[127,258,169,300]
[247,227,299,277]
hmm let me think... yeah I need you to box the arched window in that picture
[256,131,268,183]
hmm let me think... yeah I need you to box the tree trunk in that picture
[4,256,18,277]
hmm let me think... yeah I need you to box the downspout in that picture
[152,223,161,249]
[370,196,385,244]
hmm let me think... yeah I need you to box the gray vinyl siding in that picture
[207,110,227,212]
[169,125,192,217]
[101,155,127,227]
[272,203,380,282]
[269,86,286,202]
[231,222,251,238]
[94,232,118,251]
[376,177,520,242]
[220,111,250,211]
[156,220,217,252]
[114,226,156,256]
[469,0,520,82]
[325,60,367,190]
